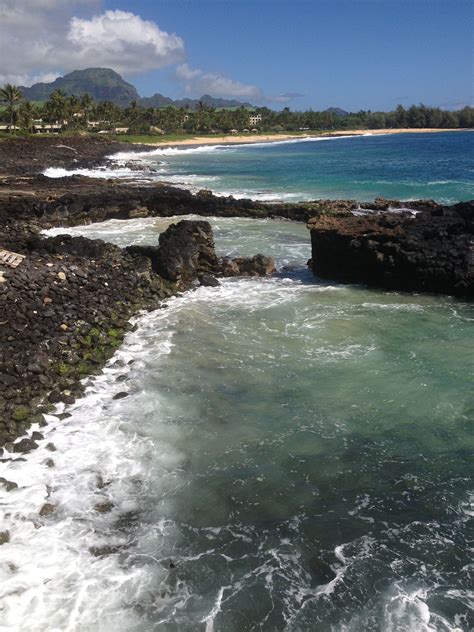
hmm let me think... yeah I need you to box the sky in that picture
[0,0,472,111]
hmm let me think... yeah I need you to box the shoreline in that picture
[0,134,473,453]
[134,127,470,148]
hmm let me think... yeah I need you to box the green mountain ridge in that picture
[18,68,256,110]
[17,67,349,114]
[19,68,140,107]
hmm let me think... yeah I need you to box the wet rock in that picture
[13,438,38,453]
[94,501,114,513]
[308,202,474,297]
[0,477,18,491]
[154,220,219,284]
[220,254,276,277]
[199,273,220,287]
[113,391,129,400]
[0,531,10,545]
[44,458,55,468]
[48,391,62,404]
[46,442,57,452]
[39,503,56,516]
[89,544,123,557]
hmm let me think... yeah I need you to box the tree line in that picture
[1,84,473,134]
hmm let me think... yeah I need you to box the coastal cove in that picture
[45,130,474,205]
[0,132,473,631]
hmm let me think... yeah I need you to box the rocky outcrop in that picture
[0,136,150,176]
[308,202,474,297]
[220,254,276,277]
[154,220,219,283]
[0,219,276,448]
[127,220,276,287]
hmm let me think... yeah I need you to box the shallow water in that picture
[3,216,473,631]
[44,131,474,204]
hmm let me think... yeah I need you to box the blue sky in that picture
[104,0,473,110]
[1,0,472,110]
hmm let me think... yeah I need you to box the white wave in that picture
[212,189,307,202]
[0,325,183,631]
[381,586,463,632]
[43,166,145,180]
[107,133,377,161]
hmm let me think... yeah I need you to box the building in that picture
[33,123,63,134]
[249,113,262,127]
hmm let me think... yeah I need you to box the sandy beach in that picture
[137,127,467,148]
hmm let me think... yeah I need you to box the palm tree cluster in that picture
[1,83,473,135]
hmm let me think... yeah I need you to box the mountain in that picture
[325,107,349,117]
[19,68,140,107]
[139,93,254,110]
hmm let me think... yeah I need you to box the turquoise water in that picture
[4,135,473,630]
[2,217,466,631]
[132,131,474,204]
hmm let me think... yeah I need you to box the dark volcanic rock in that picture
[199,273,220,287]
[220,254,276,277]
[308,202,474,297]
[154,220,219,284]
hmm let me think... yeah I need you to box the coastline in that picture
[134,127,469,148]
[0,133,473,451]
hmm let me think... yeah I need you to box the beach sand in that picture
[136,128,466,148]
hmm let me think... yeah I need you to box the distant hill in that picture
[325,107,349,117]
[18,68,255,109]
[19,68,140,107]
[139,92,254,110]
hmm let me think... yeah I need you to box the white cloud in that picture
[0,2,185,85]
[176,64,263,100]
[67,10,185,75]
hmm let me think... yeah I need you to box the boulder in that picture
[308,202,474,297]
[154,220,219,284]
[220,254,276,277]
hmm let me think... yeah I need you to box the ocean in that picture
[1,133,473,631]
[46,131,474,204]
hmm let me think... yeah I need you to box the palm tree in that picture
[18,100,36,133]
[0,84,23,131]
[45,89,69,127]
[80,93,93,126]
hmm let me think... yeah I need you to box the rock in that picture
[13,438,38,453]
[94,501,114,513]
[12,406,30,422]
[199,273,220,287]
[48,391,62,404]
[89,544,123,557]
[44,458,55,467]
[220,254,276,277]
[154,220,219,284]
[308,203,474,297]
[0,477,18,491]
[39,503,56,516]
[113,391,129,400]
[0,531,10,545]
[57,271,66,281]
[46,442,57,451]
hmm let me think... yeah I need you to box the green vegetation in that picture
[20,68,140,107]
[0,78,472,136]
